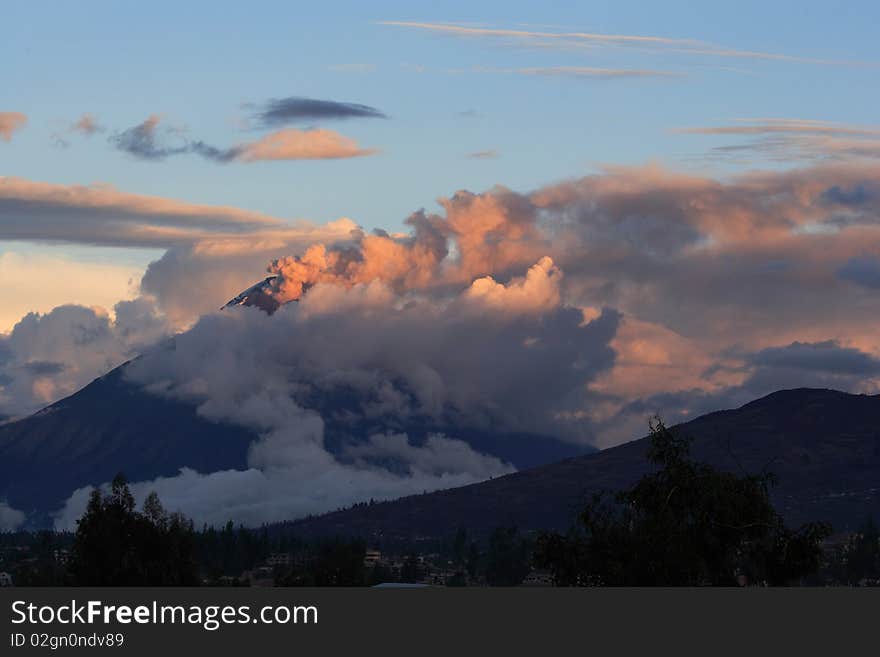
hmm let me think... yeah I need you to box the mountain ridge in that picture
[274,388,880,540]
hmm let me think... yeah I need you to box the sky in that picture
[5,1,880,527]
[4,1,880,230]
[4,2,880,451]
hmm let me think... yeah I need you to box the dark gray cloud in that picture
[838,256,880,289]
[749,340,880,375]
[607,339,880,437]
[823,183,875,206]
[110,115,189,160]
[187,140,239,163]
[253,96,387,127]
[20,361,66,376]
[110,116,235,162]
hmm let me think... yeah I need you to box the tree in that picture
[485,527,531,586]
[400,552,423,583]
[366,562,394,586]
[452,527,468,568]
[68,474,198,586]
[278,538,366,586]
[466,541,481,581]
[535,419,831,586]
[842,517,880,585]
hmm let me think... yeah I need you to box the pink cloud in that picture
[234,128,378,162]
[0,112,27,141]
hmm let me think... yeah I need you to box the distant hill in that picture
[278,388,880,540]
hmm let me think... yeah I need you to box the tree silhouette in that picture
[535,419,831,586]
[68,474,198,585]
[842,517,880,585]
[276,538,366,586]
[485,527,531,586]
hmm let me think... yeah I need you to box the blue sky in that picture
[2,0,880,324]
[4,1,879,223]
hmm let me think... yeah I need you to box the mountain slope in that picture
[278,388,880,539]
[0,364,258,521]
[0,363,588,524]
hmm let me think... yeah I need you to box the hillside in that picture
[278,388,880,540]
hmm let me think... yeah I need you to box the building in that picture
[364,549,382,567]
[265,552,292,568]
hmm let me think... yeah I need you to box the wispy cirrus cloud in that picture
[467,149,499,159]
[380,21,876,67]
[679,118,880,163]
[380,20,703,47]
[0,112,27,142]
[452,65,681,79]
[678,118,880,138]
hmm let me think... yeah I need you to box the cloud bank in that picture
[56,256,616,528]
[0,300,169,419]
[0,250,142,333]
[7,161,880,525]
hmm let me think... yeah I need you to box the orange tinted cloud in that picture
[71,113,102,135]
[679,118,880,138]
[0,112,27,141]
[462,256,561,314]
[264,184,550,302]
[679,118,880,163]
[380,21,874,67]
[0,176,286,247]
[234,128,378,162]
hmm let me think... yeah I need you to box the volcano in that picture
[221,275,282,314]
[0,283,587,526]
